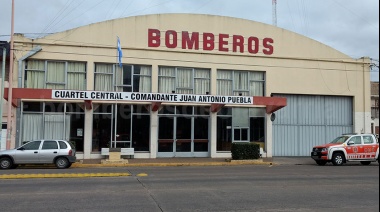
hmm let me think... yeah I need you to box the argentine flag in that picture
[117,36,123,67]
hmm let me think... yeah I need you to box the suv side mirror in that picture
[347,141,355,145]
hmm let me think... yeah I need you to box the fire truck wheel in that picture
[315,160,327,166]
[331,153,344,166]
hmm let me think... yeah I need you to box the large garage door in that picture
[273,95,353,156]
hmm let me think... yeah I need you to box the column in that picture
[266,113,273,158]
[150,111,158,158]
[149,64,159,158]
[210,112,217,158]
[83,60,94,159]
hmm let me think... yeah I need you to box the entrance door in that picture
[175,117,192,156]
[157,116,175,156]
[157,116,209,157]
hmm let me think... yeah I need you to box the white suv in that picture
[311,134,379,166]
[0,140,76,169]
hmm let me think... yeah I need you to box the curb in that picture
[71,161,274,168]
[0,172,132,179]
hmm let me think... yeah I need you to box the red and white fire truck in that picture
[311,133,379,166]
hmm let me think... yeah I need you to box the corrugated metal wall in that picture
[273,94,353,156]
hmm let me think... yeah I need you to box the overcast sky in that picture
[0,0,378,81]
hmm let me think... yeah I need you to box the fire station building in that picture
[3,14,371,159]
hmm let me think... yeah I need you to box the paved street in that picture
[0,161,378,212]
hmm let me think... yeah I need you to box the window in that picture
[349,136,362,145]
[363,136,374,144]
[250,108,266,143]
[217,107,266,151]
[22,102,85,151]
[234,128,249,141]
[25,60,86,89]
[22,141,41,150]
[234,72,248,96]
[92,104,150,152]
[59,141,68,149]
[42,140,58,150]
[217,108,232,151]
[94,64,151,92]
[194,116,209,152]
[232,108,249,142]
[158,67,210,94]
[217,70,265,96]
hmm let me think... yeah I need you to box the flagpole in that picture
[114,37,117,148]
[113,36,123,148]
[114,36,121,148]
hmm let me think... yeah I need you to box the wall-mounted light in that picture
[206,91,209,95]
[172,90,175,93]
[270,113,276,122]
[238,93,242,96]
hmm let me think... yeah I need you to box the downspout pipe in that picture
[14,46,42,147]
[17,46,42,87]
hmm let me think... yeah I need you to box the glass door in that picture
[157,106,210,157]
[157,116,192,157]
[110,104,131,148]
[175,117,192,157]
[158,116,175,157]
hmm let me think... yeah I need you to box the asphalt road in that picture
[0,164,378,212]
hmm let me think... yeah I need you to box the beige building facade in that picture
[4,14,372,159]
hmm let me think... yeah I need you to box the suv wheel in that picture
[332,153,344,166]
[0,157,13,169]
[55,157,69,169]
[316,160,327,166]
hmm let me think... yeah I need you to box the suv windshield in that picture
[330,136,350,144]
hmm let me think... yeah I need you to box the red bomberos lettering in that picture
[148,29,274,55]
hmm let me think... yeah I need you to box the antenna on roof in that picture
[272,0,277,26]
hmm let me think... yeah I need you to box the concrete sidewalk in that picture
[72,157,315,168]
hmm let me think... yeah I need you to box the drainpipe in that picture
[17,46,42,87]
[14,46,42,147]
